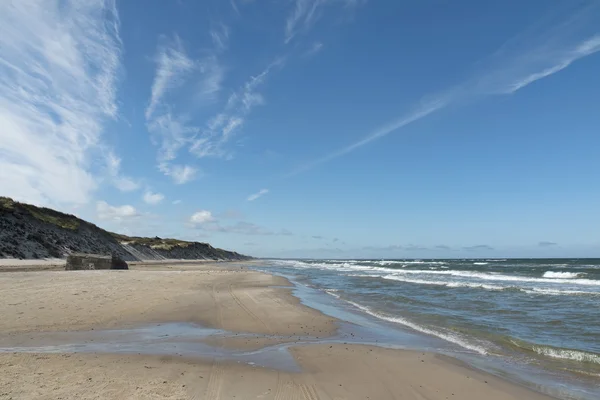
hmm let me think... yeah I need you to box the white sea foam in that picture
[383,269,600,286]
[473,262,488,265]
[381,274,509,291]
[373,260,407,266]
[522,288,597,296]
[542,271,581,279]
[343,300,488,355]
[381,275,600,295]
[532,346,600,365]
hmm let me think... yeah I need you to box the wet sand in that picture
[0,261,553,399]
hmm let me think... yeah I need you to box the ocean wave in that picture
[373,260,408,266]
[381,274,508,291]
[532,346,600,365]
[473,262,488,265]
[274,260,600,287]
[542,271,581,279]
[380,274,599,295]
[522,288,597,296]
[384,269,600,286]
[506,339,600,365]
[342,300,488,355]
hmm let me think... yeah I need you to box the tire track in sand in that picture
[200,362,224,400]
[297,383,321,400]
[274,373,321,400]
[210,283,223,328]
[273,373,295,400]
[228,283,270,332]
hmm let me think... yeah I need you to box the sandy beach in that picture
[0,261,553,399]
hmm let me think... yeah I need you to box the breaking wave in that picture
[342,299,488,355]
[542,271,581,279]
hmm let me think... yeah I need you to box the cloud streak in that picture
[285,0,362,44]
[288,4,600,176]
[247,189,269,201]
[145,35,195,121]
[0,0,122,206]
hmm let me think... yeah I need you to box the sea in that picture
[258,258,600,400]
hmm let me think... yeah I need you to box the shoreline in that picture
[0,260,555,399]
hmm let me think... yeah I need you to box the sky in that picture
[1,0,600,259]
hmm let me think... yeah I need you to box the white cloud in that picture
[145,35,194,120]
[190,210,214,224]
[289,6,600,175]
[172,199,182,205]
[288,98,446,176]
[113,177,140,192]
[161,164,198,185]
[285,0,362,43]
[285,0,324,43]
[143,190,165,205]
[196,55,225,104]
[189,209,291,236]
[190,58,284,159]
[97,201,139,221]
[493,34,600,94]
[247,188,269,201]
[145,36,225,182]
[0,0,122,206]
[106,151,140,192]
[304,41,324,57]
[150,113,196,162]
[210,23,230,52]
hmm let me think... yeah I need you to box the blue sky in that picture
[1,0,600,258]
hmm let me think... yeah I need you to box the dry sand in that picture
[0,261,553,399]
[0,262,335,336]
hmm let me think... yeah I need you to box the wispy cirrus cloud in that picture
[285,0,363,44]
[0,0,122,206]
[304,41,324,57]
[190,58,285,159]
[288,4,600,176]
[210,22,230,52]
[247,188,269,201]
[146,35,225,184]
[145,35,195,121]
